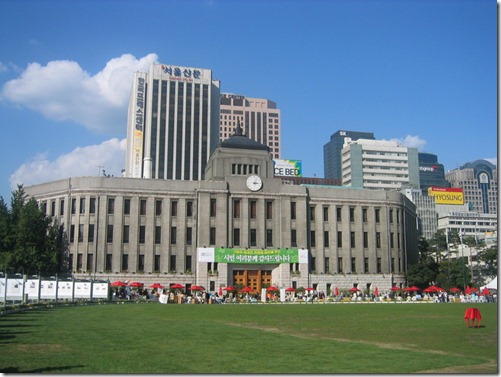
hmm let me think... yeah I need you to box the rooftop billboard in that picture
[273,159,302,177]
[428,187,464,205]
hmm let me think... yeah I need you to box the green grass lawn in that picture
[0,301,497,374]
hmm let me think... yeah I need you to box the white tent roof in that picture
[480,276,497,290]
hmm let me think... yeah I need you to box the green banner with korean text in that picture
[214,248,300,264]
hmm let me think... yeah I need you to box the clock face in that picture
[246,175,263,191]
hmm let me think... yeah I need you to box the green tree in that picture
[435,258,471,290]
[0,185,64,275]
[477,243,498,279]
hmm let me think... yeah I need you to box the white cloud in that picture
[387,135,427,151]
[1,53,158,133]
[9,138,127,189]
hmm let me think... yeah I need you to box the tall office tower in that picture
[125,63,220,180]
[324,130,375,179]
[445,159,497,214]
[220,93,281,159]
[418,153,450,193]
[341,139,420,190]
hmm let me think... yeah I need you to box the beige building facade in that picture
[26,129,418,294]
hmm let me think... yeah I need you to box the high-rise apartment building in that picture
[445,159,497,214]
[219,93,281,159]
[341,139,420,190]
[324,130,375,180]
[125,63,220,180]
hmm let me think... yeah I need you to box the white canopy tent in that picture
[480,276,497,290]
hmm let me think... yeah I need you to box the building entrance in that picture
[233,270,272,293]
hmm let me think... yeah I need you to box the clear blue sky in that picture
[0,0,497,203]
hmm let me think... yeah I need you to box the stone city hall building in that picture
[25,128,418,294]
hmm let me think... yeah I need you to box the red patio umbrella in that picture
[150,283,164,289]
[240,286,253,293]
[110,281,127,287]
[170,283,185,289]
[481,287,490,296]
[267,286,279,291]
[305,287,314,291]
[190,285,205,291]
[223,286,236,291]
[404,286,420,292]
[349,287,359,292]
[285,287,296,292]
[334,287,339,296]
[423,285,442,293]
[129,281,144,287]
[390,286,401,291]
[449,287,461,293]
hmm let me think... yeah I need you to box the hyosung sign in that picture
[197,247,308,264]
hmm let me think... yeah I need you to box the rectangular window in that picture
[364,257,369,273]
[122,254,128,272]
[106,224,113,243]
[60,199,65,216]
[266,201,273,220]
[375,208,380,223]
[71,198,77,214]
[87,253,93,271]
[233,199,240,218]
[338,257,343,273]
[391,257,395,272]
[233,228,240,246]
[185,255,192,272]
[140,199,147,215]
[291,229,297,247]
[78,224,84,242]
[250,200,257,219]
[377,257,382,273]
[351,257,356,273]
[337,231,342,247]
[187,201,194,217]
[363,232,368,248]
[106,254,112,272]
[362,208,368,223]
[323,206,328,222]
[138,255,145,272]
[376,232,381,248]
[76,253,83,271]
[350,231,356,248]
[389,209,393,223]
[107,198,114,215]
[349,207,355,222]
[156,200,162,216]
[88,224,95,242]
[50,200,55,216]
[290,201,296,220]
[139,225,146,244]
[80,198,85,214]
[324,257,329,273]
[266,229,273,246]
[324,231,329,247]
[155,226,162,244]
[123,225,129,243]
[170,226,177,245]
[336,207,342,222]
[250,228,257,246]
[390,232,394,248]
[170,255,176,272]
[210,199,217,217]
[123,198,130,215]
[186,227,192,245]
[210,227,216,245]
[171,200,177,216]
[154,255,161,272]
[310,206,315,221]
[310,230,316,247]
[89,197,95,214]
